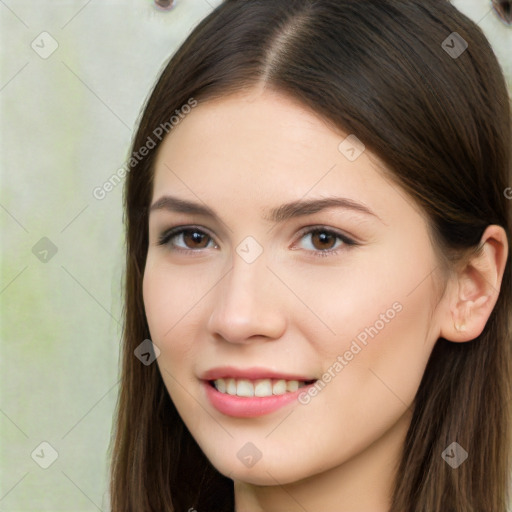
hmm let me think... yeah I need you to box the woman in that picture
[109,1,512,510]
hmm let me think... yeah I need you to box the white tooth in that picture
[215,378,226,393]
[226,378,237,395]
[286,380,299,392]
[254,379,273,397]
[237,379,254,397]
[272,379,287,395]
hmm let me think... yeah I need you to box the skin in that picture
[142,86,508,512]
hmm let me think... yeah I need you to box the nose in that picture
[206,254,287,344]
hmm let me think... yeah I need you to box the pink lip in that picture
[200,366,314,381]
[202,380,317,418]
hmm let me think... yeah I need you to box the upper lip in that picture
[201,366,316,382]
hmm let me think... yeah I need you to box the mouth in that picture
[208,378,317,398]
[200,367,319,417]
[203,377,319,418]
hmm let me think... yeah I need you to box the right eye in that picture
[158,226,218,253]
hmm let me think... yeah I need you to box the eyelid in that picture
[157,225,218,249]
[291,225,358,256]
[293,225,357,245]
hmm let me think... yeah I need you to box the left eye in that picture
[297,228,353,253]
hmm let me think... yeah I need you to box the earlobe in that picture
[440,225,508,343]
[450,294,492,341]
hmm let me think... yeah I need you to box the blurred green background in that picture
[0,0,510,510]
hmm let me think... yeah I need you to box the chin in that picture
[224,466,297,486]
[207,450,317,486]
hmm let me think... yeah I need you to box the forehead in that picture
[159,90,339,158]
[152,89,382,196]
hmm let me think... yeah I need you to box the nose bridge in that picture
[226,258,262,308]
[221,251,271,318]
[207,248,286,343]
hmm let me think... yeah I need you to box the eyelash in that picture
[157,225,357,258]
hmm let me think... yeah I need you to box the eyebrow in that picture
[149,195,379,223]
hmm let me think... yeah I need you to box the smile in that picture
[211,378,314,397]
[203,379,318,418]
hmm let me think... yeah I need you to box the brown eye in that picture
[295,226,357,257]
[180,229,211,249]
[158,227,216,251]
[310,230,338,250]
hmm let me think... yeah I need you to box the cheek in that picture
[142,259,209,341]
[316,276,437,433]
[143,265,203,411]
[287,245,438,409]
[142,265,199,391]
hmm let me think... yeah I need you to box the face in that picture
[143,88,446,486]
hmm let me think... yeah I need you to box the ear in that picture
[440,225,509,343]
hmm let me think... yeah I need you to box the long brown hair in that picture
[109,1,512,510]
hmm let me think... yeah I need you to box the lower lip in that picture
[203,380,316,418]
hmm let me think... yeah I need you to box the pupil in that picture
[313,231,334,249]
[185,230,207,248]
